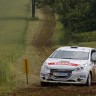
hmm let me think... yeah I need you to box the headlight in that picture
[43,65,50,70]
[74,64,87,71]
[75,66,84,71]
[41,62,50,70]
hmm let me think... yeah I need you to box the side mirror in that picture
[91,52,96,62]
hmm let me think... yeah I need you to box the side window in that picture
[91,50,96,62]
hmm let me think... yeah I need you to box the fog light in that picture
[42,77,45,80]
[77,78,83,81]
[80,75,86,78]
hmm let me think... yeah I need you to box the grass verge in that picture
[0,0,32,94]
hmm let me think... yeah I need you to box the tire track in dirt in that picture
[33,7,55,47]
[32,7,55,57]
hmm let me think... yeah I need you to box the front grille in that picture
[50,69,73,80]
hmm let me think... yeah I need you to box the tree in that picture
[36,0,55,8]
[37,0,96,44]
[32,0,36,17]
[55,0,96,33]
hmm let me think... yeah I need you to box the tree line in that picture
[36,0,96,44]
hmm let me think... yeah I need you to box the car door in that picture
[91,50,96,81]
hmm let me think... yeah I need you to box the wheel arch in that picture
[89,70,92,80]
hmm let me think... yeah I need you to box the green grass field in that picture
[52,21,64,45]
[0,0,28,17]
[0,0,31,93]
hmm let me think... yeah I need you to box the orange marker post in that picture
[24,59,29,85]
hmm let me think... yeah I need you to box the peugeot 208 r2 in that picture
[40,46,96,86]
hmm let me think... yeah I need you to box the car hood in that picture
[45,58,88,70]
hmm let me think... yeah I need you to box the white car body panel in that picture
[40,46,96,85]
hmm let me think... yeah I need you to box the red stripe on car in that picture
[48,62,79,66]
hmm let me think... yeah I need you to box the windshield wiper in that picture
[61,58,79,60]
[61,58,73,59]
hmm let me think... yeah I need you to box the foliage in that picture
[37,0,96,44]
[36,0,55,8]
[55,0,96,33]
[77,31,96,42]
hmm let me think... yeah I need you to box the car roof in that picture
[57,46,94,52]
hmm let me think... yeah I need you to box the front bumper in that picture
[40,70,88,84]
[41,80,86,84]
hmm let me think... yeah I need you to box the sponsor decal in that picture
[48,62,79,66]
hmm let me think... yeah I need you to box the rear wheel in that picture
[86,73,92,86]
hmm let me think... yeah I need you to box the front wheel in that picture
[41,81,48,87]
[86,73,92,86]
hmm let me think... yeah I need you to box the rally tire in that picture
[41,81,48,87]
[86,73,92,86]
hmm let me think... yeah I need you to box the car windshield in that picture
[50,50,89,60]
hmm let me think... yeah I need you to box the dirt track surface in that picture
[8,84,96,96]
[6,8,96,96]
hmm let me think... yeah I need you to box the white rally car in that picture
[40,46,96,86]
